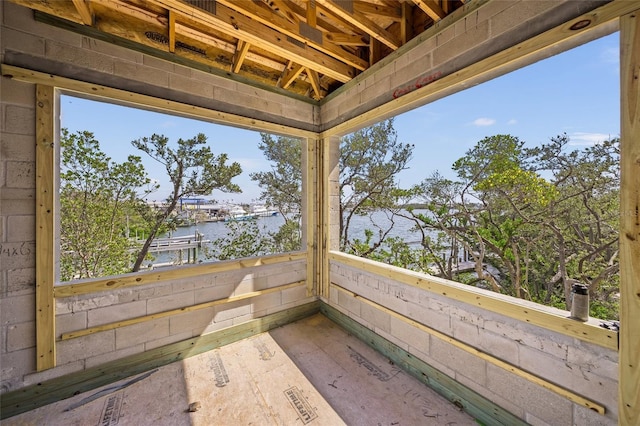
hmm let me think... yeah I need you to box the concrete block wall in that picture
[0,67,37,394]
[19,259,310,389]
[320,0,607,131]
[0,1,315,394]
[329,261,619,425]
[0,1,319,132]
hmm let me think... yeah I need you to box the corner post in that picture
[619,8,640,424]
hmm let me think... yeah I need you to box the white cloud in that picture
[568,132,613,146]
[507,119,517,125]
[471,117,496,126]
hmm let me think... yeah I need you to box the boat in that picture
[224,205,256,221]
[250,204,279,217]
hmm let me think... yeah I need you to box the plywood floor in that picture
[4,314,477,425]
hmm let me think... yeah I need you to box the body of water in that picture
[151,210,426,266]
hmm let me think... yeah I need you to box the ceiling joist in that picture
[8,0,467,99]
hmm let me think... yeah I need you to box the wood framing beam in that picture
[148,0,356,82]
[321,0,637,137]
[307,68,322,99]
[324,32,367,46]
[400,1,413,44]
[316,0,402,50]
[307,0,317,27]
[168,10,176,53]
[280,63,305,88]
[353,1,402,21]
[71,0,93,25]
[619,8,640,425]
[232,39,251,73]
[411,0,446,22]
[35,84,56,371]
[211,0,369,71]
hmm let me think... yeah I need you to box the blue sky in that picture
[61,32,620,203]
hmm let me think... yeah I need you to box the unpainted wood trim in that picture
[0,65,319,139]
[35,84,57,371]
[54,252,306,297]
[330,284,606,415]
[619,8,640,424]
[305,137,318,297]
[329,251,618,350]
[60,281,306,340]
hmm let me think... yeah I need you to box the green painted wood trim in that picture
[320,303,527,426]
[0,301,320,420]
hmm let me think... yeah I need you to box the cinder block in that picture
[213,300,251,323]
[406,300,452,335]
[5,105,35,135]
[389,315,428,354]
[250,291,281,313]
[57,330,116,365]
[232,275,268,295]
[360,302,390,334]
[0,241,36,270]
[429,337,487,385]
[194,283,234,304]
[87,300,147,327]
[337,289,361,316]
[22,359,84,388]
[0,346,36,383]
[115,318,169,350]
[169,74,214,98]
[6,215,34,241]
[146,289,194,314]
[169,307,215,335]
[82,36,143,63]
[202,317,233,334]
[6,320,34,351]
[56,311,88,337]
[145,331,192,351]
[451,319,481,347]
[0,78,36,107]
[567,341,618,381]
[281,284,307,305]
[0,293,34,325]
[45,41,114,74]
[456,372,525,419]
[0,195,35,216]
[483,317,569,361]
[113,61,168,87]
[5,161,35,189]
[86,343,144,369]
[573,403,617,426]
[1,27,45,56]
[476,329,519,366]
[1,133,36,163]
[6,267,35,295]
[433,20,490,66]
[486,363,572,425]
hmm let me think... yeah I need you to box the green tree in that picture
[340,118,414,255]
[60,128,155,280]
[131,133,242,271]
[250,134,302,252]
[408,134,620,318]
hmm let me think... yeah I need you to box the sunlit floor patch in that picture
[5,314,476,425]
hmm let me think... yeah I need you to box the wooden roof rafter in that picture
[316,0,402,50]
[7,0,467,99]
